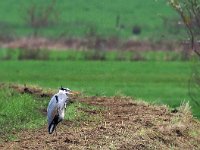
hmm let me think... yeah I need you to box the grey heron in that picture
[47,87,75,134]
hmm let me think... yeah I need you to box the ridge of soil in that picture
[0,84,200,150]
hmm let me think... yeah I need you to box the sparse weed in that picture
[178,101,191,116]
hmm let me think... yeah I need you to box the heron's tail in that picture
[48,122,57,134]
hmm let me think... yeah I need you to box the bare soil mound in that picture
[0,84,199,150]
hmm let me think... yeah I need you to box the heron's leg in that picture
[55,127,57,136]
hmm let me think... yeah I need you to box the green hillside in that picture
[0,0,185,40]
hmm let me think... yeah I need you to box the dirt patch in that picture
[0,37,185,51]
[9,84,55,98]
[0,85,200,149]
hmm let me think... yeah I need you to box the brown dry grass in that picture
[0,37,184,51]
[0,84,199,150]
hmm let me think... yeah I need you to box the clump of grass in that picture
[65,102,104,123]
[178,101,192,117]
[65,102,81,121]
[0,88,47,139]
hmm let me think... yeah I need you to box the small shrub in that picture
[115,52,127,61]
[86,25,98,38]
[132,25,141,35]
[18,48,50,60]
[83,50,106,61]
[66,55,77,61]
[130,52,146,61]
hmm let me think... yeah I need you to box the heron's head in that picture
[59,86,80,96]
[59,87,72,95]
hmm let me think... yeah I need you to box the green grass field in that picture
[0,0,184,40]
[0,60,199,118]
[0,88,46,139]
[0,86,101,139]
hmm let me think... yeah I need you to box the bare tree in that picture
[24,0,59,37]
[169,0,200,106]
[169,0,200,54]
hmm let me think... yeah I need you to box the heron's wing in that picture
[47,95,59,126]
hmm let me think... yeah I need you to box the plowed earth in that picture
[0,85,200,150]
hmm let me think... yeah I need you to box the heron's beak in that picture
[68,91,80,96]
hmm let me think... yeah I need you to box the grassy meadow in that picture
[0,0,185,40]
[0,88,46,137]
[1,57,199,118]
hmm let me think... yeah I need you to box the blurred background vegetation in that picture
[0,0,186,39]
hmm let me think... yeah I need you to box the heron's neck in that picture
[58,90,65,94]
[58,90,69,97]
